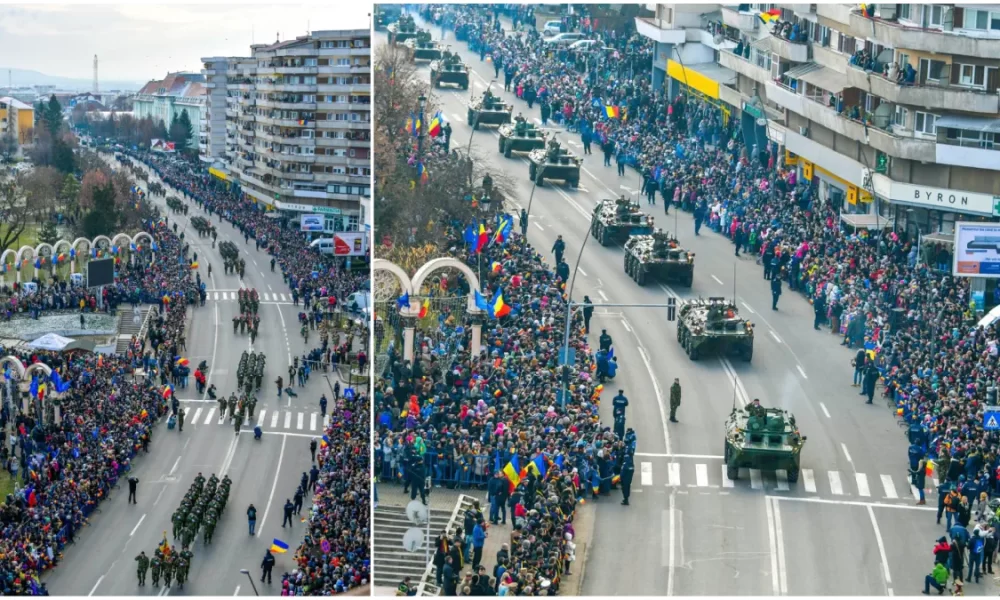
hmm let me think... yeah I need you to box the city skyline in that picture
[0,3,371,84]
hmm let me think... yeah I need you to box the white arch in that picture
[411,257,484,314]
[71,237,91,252]
[15,245,34,263]
[372,259,418,317]
[111,233,132,249]
[25,363,52,378]
[0,249,16,266]
[92,235,112,249]
[0,356,24,378]
[35,243,54,257]
[52,240,72,255]
[132,232,153,248]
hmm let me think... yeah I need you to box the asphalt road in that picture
[43,153,343,596]
[380,15,996,596]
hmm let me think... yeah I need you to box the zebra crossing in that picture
[639,460,936,502]
[207,291,293,304]
[180,403,330,433]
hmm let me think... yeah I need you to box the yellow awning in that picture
[666,60,720,100]
[208,167,228,181]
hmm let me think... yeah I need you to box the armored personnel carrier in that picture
[623,230,694,287]
[527,139,582,188]
[467,91,512,129]
[724,404,806,483]
[387,14,419,44]
[591,196,654,247]
[405,31,443,62]
[676,297,754,361]
[430,53,470,90]
[497,120,549,158]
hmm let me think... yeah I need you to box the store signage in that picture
[891,183,996,216]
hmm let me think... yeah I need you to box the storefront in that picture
[275,201,362,233]
[665,59,734,126]
[781,129,880,216]
[875,178,1000,239]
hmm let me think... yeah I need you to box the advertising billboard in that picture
[300,214,325,232]
[953,222,1000,278]
[333,232,368,256]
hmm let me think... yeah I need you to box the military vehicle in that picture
[497,120,549,158]
[724,404,806,483]
[676,297,754,361]
[467,91,512,129]
[430,53,470,90]
[374,5,401,31]
[404,31,443,62]
[590,196,654,246]
[527,139,582,187]
[623,230,694,287]
[387,14,420,44]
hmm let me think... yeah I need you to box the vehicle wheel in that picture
[636,267,646,286]
[498,137,505,153]
[473,120,480,131]
[599,227,608,247]
[742,344,753,363]
[529,164,536,180]
[467,110,474,126]
[689,340,699,361]
[724,445,731,462]
[676,323,683,343]
[682,274,693,288]
[536,175,545,187]
[568,178,578,189]
[503,142,512,158]
[727,465,739,481]
[624,255,631,277]
[788,466,799,484]
[462,81,469,90]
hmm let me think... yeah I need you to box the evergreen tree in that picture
[51,139,75,174]
[82,182,118,237]
[60,174,81,213]
[44,97,63,136]
[38,219,59,245]
[168,113,186,148]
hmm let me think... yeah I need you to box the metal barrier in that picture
[374,446,493,490]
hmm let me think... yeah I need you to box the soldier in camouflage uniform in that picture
[162,556,174,587]
[135,551,150,586]
[248,394,257,419]
[150,555,162,587]
[174,557,188,590]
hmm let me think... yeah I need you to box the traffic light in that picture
[667,296,676,321]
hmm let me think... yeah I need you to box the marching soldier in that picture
[228,395,238,420]
[172,510,184,539]
[162,556,174,588]
[233,315,240,335]
[248,395,257,420]
[150,555,162,587]
[174,557,187,590]
[136,551,150,586]
[669,378,681,423]
[204,513,216,544]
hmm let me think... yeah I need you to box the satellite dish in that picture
[402,527,425,553]
[756,118,767,127]
[406,500,430,525]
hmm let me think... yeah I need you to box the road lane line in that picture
[130,514,146,536]
[666,497,676,595]
[721,464,734,488]
[841,443,853,464]
[271,412,279,428]
[765,498,780,596]
[204,407,215,424]
[257,434,287,537]
[258,409,266,425]
[769,330,782,344]
[154,487,166,506]
[169,456,182,477]
[819,402,831,418]
[667,462,680,487]
[856,473,871,497]
[89,576,105,596]
[750,468,763,490]
[774,469,790,491]
[740,301,755,314]
[867,505,893,586]
[637,345,671,456]
[297,412,304,430]
[533,222,544,231]
[828,471,844,495]
[711,274,724,285]
[773,499,788,595]
[910,484,922,501]
[578,267,587,277]
[323,415,330,428]
[635,452,723,459]
[802,469,817,493]
[310,413,317,431]
[621,318,632,332]
[641,461,652,486]
[695,464,708,487]
[234,586,241,596]
[881,474,898,499]
[284,412,292,429]
[191,407,202,424]
[598,290,608,301]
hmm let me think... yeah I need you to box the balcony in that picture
[274,101,317,111]
[634,16,687,44]
[721,6,758,32]
[270,66,318,75]
[936,142,1000,172]
[257,116,316,128]
[816,3,851,25]
[844,65,1000,115]
[867,126,935,162]
[845,11,1000,60]
[769,34,809,63]
[811,45,848,74]
[718,50,770,84]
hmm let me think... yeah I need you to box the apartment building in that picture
[133,72,207,151]
[639,3,1000,240]
[203,28,371,232]
[0,96,35,145]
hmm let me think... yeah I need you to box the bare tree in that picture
[0,180,34,253]
[20,166,61,218]
[78,170,110,212]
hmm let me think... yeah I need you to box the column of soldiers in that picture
[136,473,232,589]
[219,390,258,434]
[233,289,262,342]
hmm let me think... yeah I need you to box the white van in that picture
[345,291,370,319]
[309,238,334,255]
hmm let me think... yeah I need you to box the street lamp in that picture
[416,94,427,161]
[521,133,556,233]
[466,78,497,157]
[239,569,259,596]
[558,208,598,409]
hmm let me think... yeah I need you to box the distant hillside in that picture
[0,67,144,91]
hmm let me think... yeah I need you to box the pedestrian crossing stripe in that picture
[181,404,326,432]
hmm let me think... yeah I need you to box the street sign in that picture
[344,387,355,400]
[985,405,1000,430]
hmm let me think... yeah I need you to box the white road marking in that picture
[796,365,808,379]
[641,461,652,486]
[695,464,709,487]
[191,407,202,424]
[667,462,680,487]
[621,318,632,332]
[867,504,893,586]
[740,301,755,314]
[204,407,215,424]
[819,402,831,418]
[310,413,317,431]
[257,434,287,536]
[258,410,266,425]
[280,293,288,302]
[881,474,898,499]
[263,293,270,301]
[769,330,782,344]
[750,468,763,490]
[856,473,871,497]
[665,498,676,595]
[841,443,853,465]
[802,469,817,493]
[169,456,182,477]
[774,469,790,491]
[828,471,844,495]
[721,464,734,488]
[154,487,166,506]
[297,412,304,430]
[764,498,780,596]
[89,576,105,596]
[577,267,587,277]
[284,412,292,429]
[911,484,922,501]
[773,494,937,511]
[773,499,788,595]
[323,415,330,428]
[598,290,608,301]
[636,452,723,459]
[130,514,146,536]
[711,274,724,285]
[271,411,279,428]
[234,586,241,596]
[533,222,544,231]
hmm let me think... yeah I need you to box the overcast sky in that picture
[0,2,371,83]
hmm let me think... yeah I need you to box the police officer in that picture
[582,295,595,334]
[135,551,150,586]
[771,271,783,311]
[620,449,635,506]
[599,329,613,353]
[519,208,529,237]
[260,549,276,584]
[309,438,318,462]
[128,475,139,504]
[612,390,628,439]
[552,235,566,265]
[282,498,294,527]
[669,378,681,423]
[293,487,305,515]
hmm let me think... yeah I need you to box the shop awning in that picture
[689,62,737,87]
[921,231,954,245]
[784,63,848,94]
[935,114,1000,134]
[840,213,892,229]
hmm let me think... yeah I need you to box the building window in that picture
[893,105,908,127]
[898,4,911,21]
[920,58,946,83]
[957,64,996,89]
[915,111,937,135]
[928,5,943,26]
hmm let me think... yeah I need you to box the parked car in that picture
[542,20,564,36]
[543,32,586,46]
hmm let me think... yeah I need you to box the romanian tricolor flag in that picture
[525,454,547,479]
[605,105,620,119]
[418,298,430,319]
[502,456,522,493]
[475,224,488,254]
[428,112,442,137]
[492,214,513,246]
[859,3,872,18]
[491,261,502,274]
[162,385,173,399]
[758,9,780,24]
[489,288,512,319]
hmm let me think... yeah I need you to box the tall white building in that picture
[133,72,207,150]
[202,28,371,232]
[639,3,1000,241]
